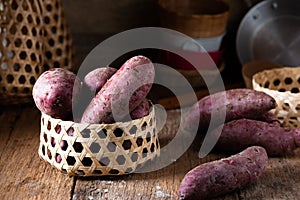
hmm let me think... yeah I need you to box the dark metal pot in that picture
[236,0,300,66]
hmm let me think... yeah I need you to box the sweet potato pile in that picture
[32,55,154,123]
[179,88,300,199]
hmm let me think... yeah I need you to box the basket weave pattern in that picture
[253,67,300,128]
[0,0,74,104]
[38,107,160,176]
[158,0,229,38]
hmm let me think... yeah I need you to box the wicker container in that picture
[0,0,75,105]
[242,60,282,89]
[252,67,300,128]
[158,0,229,38]
[38,106,160,176]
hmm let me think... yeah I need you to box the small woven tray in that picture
[38,106,160,176]
[252,67,300,128]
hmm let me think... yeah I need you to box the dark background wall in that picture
[61,0,262,82]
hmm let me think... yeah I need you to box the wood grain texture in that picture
[72,110,300,200]
[1,105,300,199]
[0,106,75,200]
[0,105,21,158]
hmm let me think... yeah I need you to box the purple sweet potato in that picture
[183,88,277,132]
[249,111,280,125]
[179,146,268,200]
[81,55,155,124]
[130,99,150,120]
[83,66,117,94]
[55,154,62,163]
[32,68,81,119]
[211,118,300,156]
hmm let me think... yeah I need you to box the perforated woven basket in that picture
[38,106,160,176]
[158,0,229,38]
[252,67,300,128]
[0,0,75,105]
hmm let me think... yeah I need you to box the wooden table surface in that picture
[1,103,300,200]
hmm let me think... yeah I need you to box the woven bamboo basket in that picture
[252,67,300,128]
[0,0,75,105]
[242,60,282,89]
[158,0,229,38]
[38,106,160,177]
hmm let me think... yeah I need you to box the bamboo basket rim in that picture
[158,0,230,18]
[252,67,300,96]
[252,66,300,128]
[242,60,283,89]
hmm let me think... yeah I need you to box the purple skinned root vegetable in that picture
[83,67,117,94]
[121,99,150,122]
[81,55,155,124]
[130,99,150,120]
[247,111,280,125]
[32,68,81,120]
[55,154,62,163]
[211,118,300,156]
[182,88,277,132]
[60,140,68,151]
[179,146,268,200]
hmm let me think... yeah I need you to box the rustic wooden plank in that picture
[71,110,236,199]
[72,109,300,200]
[0,105,75,200]
[0,105,21,158]
[238,150,300,200]
[1,105,300,199]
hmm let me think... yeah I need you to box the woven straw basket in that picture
[253,67,300,128]
[0,0,75,105]
[158,0,229,38]
[241,60,282,89]
[38,106,160,176]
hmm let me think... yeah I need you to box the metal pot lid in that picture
[236,0,300,66]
